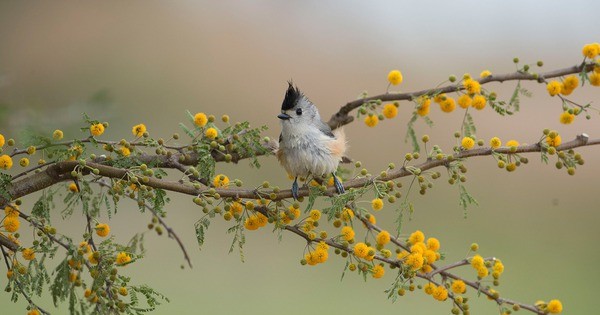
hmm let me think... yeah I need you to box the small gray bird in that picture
[277,82,347,199]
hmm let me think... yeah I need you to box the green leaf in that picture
[194,217,211,250]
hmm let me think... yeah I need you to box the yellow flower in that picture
[433,94,446,104]
[559,112,575,125]
[490,137,502,149]
[371,198,384,211]
[341,208,354,221]
[287,205,301,220]
[439,97,456,113]
[205,127,218,139]
[0,155,13,170]
[5,205,19,217]
[480,70,492,78]
[432,285,448,301]
[88,252,99,265]
[53,129,64,140]
[451,280,466,294]
[69,183,79,192]
[417,97,431,116]
[213,174,230,188]
[79,241,91,253]
[309,209,321,221]
[382,103,398,119]
[472,95,486,110]
[27,309,40,315]
[404,253,424,270]
[364,114,379,127]
[423,249,437,264]
[22,248,35,261]
[387,70,403,85]
[0,134,4,147]
[408,230,425,244]
[95,223,110,237]
[547,299,563,314]
[132,123,147,137]
[194,112,208,127]
[461,137,475,150]
[423,282,436,295]
[426,237,440,251]
[560,83,573,96]
[366,213,376,225]
[376,230,391,246]
[463,79,481,94]
[313,248,329,263]
[353,242,369,258]
[457,94,472,109]
[410,242,426,254]
[3,216,20,232]
[563,75,579,90]
[397,250,409,260]
[471,254,484,268]
[372,265,385,278]
[119,287,128,296]
[305,252,318,266]
[341,226,355,241]
[477,266,489,278]
[590,72,600,86]
[90,123,105,136]
[245,216,260,230]
[546,81,562,96]
[546,134,561,147]
[256,213,268,227]
[120,146,131,157]
[229,202,244,216]
[493,259,505,275]
[506,139,519,147]
[115,252,132,266]
[19,158,29,167]
[582,43,600,59]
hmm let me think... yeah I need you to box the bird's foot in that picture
[292,178,299,200]
[332,173,345,195]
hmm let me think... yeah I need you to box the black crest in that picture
[281,81,302,111]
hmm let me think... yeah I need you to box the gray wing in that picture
[316,120,335,138]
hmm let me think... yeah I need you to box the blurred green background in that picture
[1,1,599,314]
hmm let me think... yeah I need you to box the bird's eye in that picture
[296,108,303,116]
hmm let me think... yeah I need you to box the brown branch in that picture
[0,232,19,252]
[327,62,595,129]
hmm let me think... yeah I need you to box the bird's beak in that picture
[278,113,291,120]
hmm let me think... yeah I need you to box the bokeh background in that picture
[1,1,599,314]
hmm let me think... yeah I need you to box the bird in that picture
[276,82,347,200]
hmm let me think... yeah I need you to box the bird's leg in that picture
[292,177,299,200]
[332,173,345,195]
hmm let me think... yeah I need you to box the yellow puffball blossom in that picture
[372,265,385,278]
[472,95,487,110]
[451,280,467,294]
[371,198,384,211]
[364,114,379,127]
[582,43,600,59]
[309,209,321,221]
[410,242,426,254]
[376,230,391,246]
[22,248,35,260]
[88,252,99,265]
[213,174,230,188]
[408,230,425,245]
[439,97,456,113]
[432,285,448,301]
[205,127,218,139]
[19,157,29,167]
[90,123,105,136]
[506,139,519,148]
[0,134,4,147]
[387,70,403,85]
[353,242,369,258]
[95,223,110,237]
[423,249,437,264]
[477,266,489,278]
[53,129,64,140]
[132,123,147,137]
[423,282,436,295]
[256,213,268,227]
[457,94,472,109]
[397,250,409,260]
[116,252,132,266]
[461,137,475,150]
[229,202,244,216]
[490,137,502,149]
[404,253,424,271]
[194,112,208,127]
[471,254,484,268]
[493,259,505,275]
[341,208,354,221]
[547,299,563,314]
[27,309,41,315]
[119,287,128,296]
[559,112,575,125]
[382,103,398,119]
[590,72,600,86]
[5,205,19,217]
[314,247,329,263]
[426,237,440,251]
[560,83,573,96]
[341,226,355,241]
[480,70,492,78]
[120,146,131,157]
[563,75,579,90]
[463,79,481,94]
[69,183,79,192]
[546,134,561,147]
[244,215,260,230]
[417,97,431,116]
[0,155,13,170]
[3,216,19,232]
[546,81,562,96]
[434,94,446,104]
